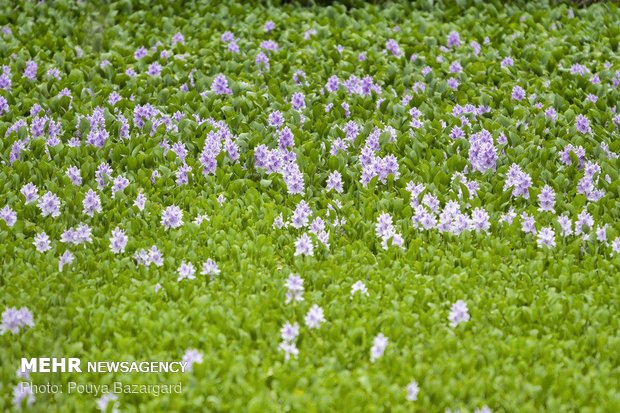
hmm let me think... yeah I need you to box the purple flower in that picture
[221,31,235,43]
[575,114,591,134]
[96,394,118,413]
[172,32,185,45]
[559,144,586,166]
[470,208,490,232]
[13,384,35,408]
[268,110,284,128]
[108,92,122,106]
[521,213,537,235]
[134,191,147,211]
[33,232,51,252]
[538,185,555,212]
[447,31,461,48]
[504,163,532,199]
[134,46,148,59]
[325,75,339,93]
[264,20,276,33]
[575,209,594,236]
[385,39,403,58]
[177,262,196,281]
[0,66,11,90]
[111,175,129,197]
[376,212,395,240]
[66,166,82,186]
[260,40,279,52]
[281,321,299,342]
[1,307,34,334]
[406,381,420,401]
[501,57,514,68]
[449,300,469,327]
[182,349,203,372]
[23,60,37,80]
[370,333,388,362]
[20,183,38,204]
[595,224,608,243]
[545,107,557,120]
[303,29,316,40]
[82,189,102,217]
[326,171,344,193]
[255,52,270,69]
[290,202,311,230]
[60,223,92,246]
[305,304,325,329]
[47,67,61,80]
[146,246,164,267]
[58,250,74,272]
[278,127,294,150]
[228,42,240,53]
[558,215,573,237]
[279,340,299,361]
[211,74,232,95]
[38,191,62,218]
[110,227,128,254]
[147,62,161,76]
[291,92,305,110]
[537,227,556,248]
[570,63,587,76]
[512,86,526,101]
[285,274,304,303]
[201,258,220,276]
[468,129,497,173]
[161,205,183,230]
[294,233,314,256]
[0,205,17,227]
[351,281,368,296]
[450,126,464,140]
[0,96,8,115]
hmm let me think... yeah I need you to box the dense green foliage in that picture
[0,0,619,412]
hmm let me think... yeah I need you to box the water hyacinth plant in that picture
[0,0,619,412]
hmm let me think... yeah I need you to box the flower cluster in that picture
[1,307,34,334]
